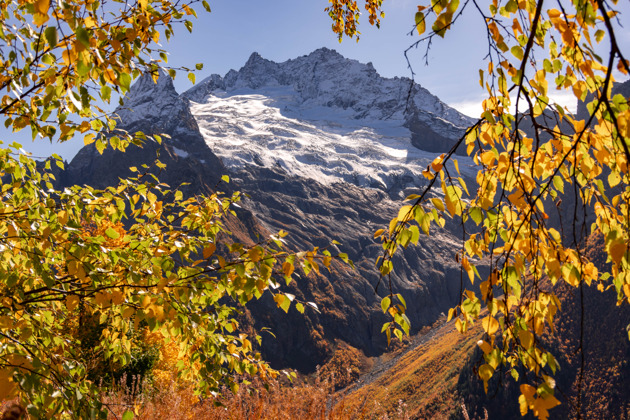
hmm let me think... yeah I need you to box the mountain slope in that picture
[61,49,481,372]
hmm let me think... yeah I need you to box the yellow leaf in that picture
[84,16,96,28]
[84,133,96,146]
[519,329,534,349]
[58,210,68,225]
[34,0,50,14]
[397,205,413,222]
[480,280,490,300]
[430,198,445,212]
[447,307,456,322]
[122,307,135,319]
[532,394,560,420]
[282,261,294,277]
[33,0,50,25]
[111,290,125,305]
[608,171,621,188]
[478,363,494,392]
[248,246,262,263]
[431,155,445,172]
[481,150,495,166]
[462,256,474,283]
[66,295,80,311]
[478,363,494,381]
[415,11,426,35]
[477,340,492,354]
[0,316,14,330]
[0,369,17,400]
[481,316,499,334]
[609,240,626,265]
[95,292,110,307]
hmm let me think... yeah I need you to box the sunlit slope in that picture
[343,321,483,419]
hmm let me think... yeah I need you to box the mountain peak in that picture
[114,69,187,132]
[245,51,264,64]
[182,48,474,134]
[122,70,178,107]
[306,47,343,60]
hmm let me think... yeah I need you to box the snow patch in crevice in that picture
[172,146,189,158]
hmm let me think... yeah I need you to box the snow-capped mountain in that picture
[183,49,475,193]
[185,48,471,126]
[62,49,480,372]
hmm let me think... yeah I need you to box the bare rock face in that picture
[61,50,479,372]
[65,70,225,195]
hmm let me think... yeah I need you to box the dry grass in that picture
[100,321,480,420]
[341,321,483,419]
[101,369,412,420]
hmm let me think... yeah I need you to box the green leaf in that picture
[280,296,291,313]
[122,410,134,420]
[105,227,120,239]
[76,27,90,48]
[396,293,407,309]
[430,197,445,212]
[511,45,524,60]
[96,139,107,154]
[553,175,565,193]
[381,296,391,313]
[469,207,483,225]
[44,27,58,47]
[379,260,393,276]
[202,0,211,12]
[119,72,132,91]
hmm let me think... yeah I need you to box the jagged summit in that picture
[183,48,473,130]
[114,70,188,133]
[108,69,212,160]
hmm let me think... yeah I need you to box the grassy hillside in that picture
[342,320,483,419]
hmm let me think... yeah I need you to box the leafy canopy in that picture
[1,0,208,149]
[329,0,629,418]
[0,0,345,418]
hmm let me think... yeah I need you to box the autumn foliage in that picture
[329,0,630,418]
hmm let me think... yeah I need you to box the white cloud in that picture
[449,88,578,119]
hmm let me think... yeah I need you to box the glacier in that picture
[184,48,477,195]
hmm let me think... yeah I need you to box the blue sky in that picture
[161,0,493,112]
[12,0,630,160]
